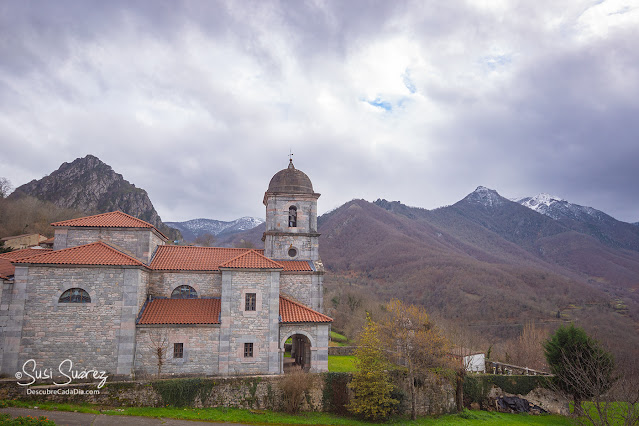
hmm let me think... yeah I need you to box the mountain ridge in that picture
[10,155,181,240]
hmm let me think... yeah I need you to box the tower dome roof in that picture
[266,160,315,194]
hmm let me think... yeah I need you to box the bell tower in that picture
[263,159,320,261]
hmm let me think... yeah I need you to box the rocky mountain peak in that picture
[464,186,505,207]
[11,155,180,240]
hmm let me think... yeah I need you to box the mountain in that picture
[11,155,181,240]
[515,193,639,251]
[165,217,264,242]
[231,187,639,354]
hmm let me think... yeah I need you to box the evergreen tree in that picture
[544,324,615,414]
[347,313,398,421]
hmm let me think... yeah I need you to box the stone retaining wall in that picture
[328,346,355,356]
[0,371,457,416]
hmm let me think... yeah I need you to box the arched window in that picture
[59,288,91,303]
[288,206,297,227]
[171,285,198,299]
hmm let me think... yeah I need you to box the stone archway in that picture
[281,331,315,373]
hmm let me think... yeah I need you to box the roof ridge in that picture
[219,249,284,269]
[13,241,146,267]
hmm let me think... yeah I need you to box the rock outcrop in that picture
[12,155,180,240]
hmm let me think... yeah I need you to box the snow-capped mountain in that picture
[514,193,639,251]
[514,193,604,222]
[165,217,264,242]
[463,186,506,208]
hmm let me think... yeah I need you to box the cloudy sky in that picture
[1,0,638,223]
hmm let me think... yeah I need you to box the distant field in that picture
[328,355,357,372]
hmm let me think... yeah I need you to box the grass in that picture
[328,355,357,372]
[330,331,350,347]
[0,400,572,425]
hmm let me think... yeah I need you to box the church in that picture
[0,160,331,378]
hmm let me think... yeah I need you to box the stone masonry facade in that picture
[0,161,330,380]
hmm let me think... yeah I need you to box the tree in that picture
[544,324,615,416]
[147,330,170,378]
[504,321,549,371]
[380,300,450,419]
[0,177,12,198]
[194,233,216,247]
[347,313,398,421]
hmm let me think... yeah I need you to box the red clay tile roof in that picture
[51,211,168,240]
[0,248,53,260]
[279,260,313,272]
[0,248,54,278]
[150,246,254,271]
[220,250,283,270]
[12,242,146,267]
[279,296,332,323]
[138,298,221,325]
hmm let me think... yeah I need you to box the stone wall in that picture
[54,227,162,264]
[148,271,221,299]
[3,265,143,377]
[219,270,280,375]
[0,372,457,416]
[134,326,220,377]
[263,194,320,261]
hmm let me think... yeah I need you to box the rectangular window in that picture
[174,343,183,359]
[244,342,254,358]
[245,293,256,311]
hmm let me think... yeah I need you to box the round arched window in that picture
[59,288,91,303]
[288,206,297,227]
[171,285,198,299]
[288,247,298,258]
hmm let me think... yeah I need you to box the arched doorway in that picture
[282,333,312,373]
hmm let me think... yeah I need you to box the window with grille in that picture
[171,285,198,299]
[174,343,183,359]
[245,293,256,311]
[244,342,254,358]
[58,288,91,303]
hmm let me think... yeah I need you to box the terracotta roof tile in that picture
[279,296,332,323]
[150,246,253,271]
[279,260,313,272]
[0,248,53,279]
[51,211,168,240]
[0,248,53,260]
[220,250,284,269]
[12,242,145,267]
[138,298,221,325]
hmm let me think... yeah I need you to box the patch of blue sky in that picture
[367,97,392,111]
[402,68,417,94]
[481,54,512,71]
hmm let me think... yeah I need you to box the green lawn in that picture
[328,355,357,372]
[0,400,572,425]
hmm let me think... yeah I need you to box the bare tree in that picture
[0,177,12,198]
[504,322,549,371]
[194,233,216,247]
[147,330,170,378]
[380,299,450,420]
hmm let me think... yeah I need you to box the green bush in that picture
[151,378,214,407]
[322,372,351,414]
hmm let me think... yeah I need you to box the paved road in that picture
[0,407,254,426]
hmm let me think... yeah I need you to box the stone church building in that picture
[0,161,331,378]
